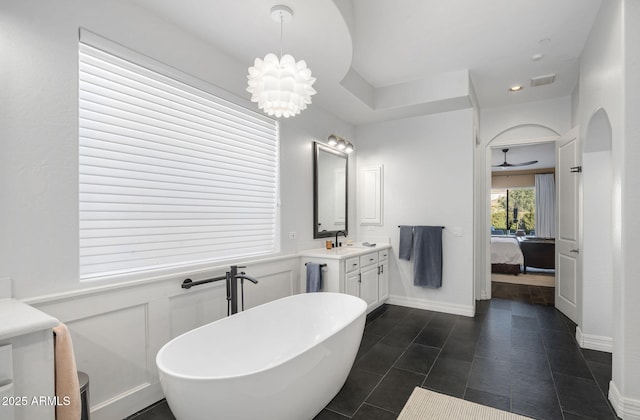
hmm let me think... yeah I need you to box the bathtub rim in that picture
[156,292,367,381]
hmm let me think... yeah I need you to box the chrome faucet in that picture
[335,230,347,247]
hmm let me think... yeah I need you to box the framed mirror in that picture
[313,142,348,238]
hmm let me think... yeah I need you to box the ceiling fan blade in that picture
[492,149,538,167]
[508,160,539,167]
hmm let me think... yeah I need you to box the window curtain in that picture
[535,174,556,238]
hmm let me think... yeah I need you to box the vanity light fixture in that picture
[327,134,354,154]
[246,5,317,118]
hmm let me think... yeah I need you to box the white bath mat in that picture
[398,387,533,420]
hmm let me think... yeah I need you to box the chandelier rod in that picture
[279,13,283,59]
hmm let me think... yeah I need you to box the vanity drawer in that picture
[360,253,378,268]
[345,257,360,273]
[378,249,389,262]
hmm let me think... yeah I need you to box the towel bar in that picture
[305,262,327,267]
[397,225,445,229]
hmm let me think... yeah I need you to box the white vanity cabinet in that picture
[378,249,390,302]
[0,300,58,420]
[299,245,391,313]
[358,253,379,312]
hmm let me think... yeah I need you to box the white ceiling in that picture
[132,0,602,125]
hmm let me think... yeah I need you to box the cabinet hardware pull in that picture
[381,265,384,274]
[358,274,362,283]
[378,266,381,275]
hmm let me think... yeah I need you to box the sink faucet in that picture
[335,230,347,247]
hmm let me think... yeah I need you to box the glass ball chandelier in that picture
[247,5,316,118]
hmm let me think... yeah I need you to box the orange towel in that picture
[53,323,81,420]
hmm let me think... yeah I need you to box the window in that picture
[491,187,536,235]
[79,31,279,280]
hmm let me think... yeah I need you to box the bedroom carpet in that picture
[492,272,555,287]
[398,387,532,419]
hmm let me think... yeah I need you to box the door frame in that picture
[481,135,559,300]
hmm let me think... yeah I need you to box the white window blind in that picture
[79,32,279,280]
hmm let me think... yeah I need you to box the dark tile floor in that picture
[492,281,556,306]
[126,296,618,420]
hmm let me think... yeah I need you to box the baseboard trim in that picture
[609,380,640,419]
[575,326,613,353]
[387,295,475,317]
[91,382,164,420]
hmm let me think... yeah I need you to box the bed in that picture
[490,237,524,274]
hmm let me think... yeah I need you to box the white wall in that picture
[356,109,475,316]
[481,97,572,143]
[578,0,640,416]
[620,0,640,415]
[0,0,355,418]
[580,150,613,350]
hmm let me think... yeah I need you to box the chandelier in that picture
[247,5,316,118]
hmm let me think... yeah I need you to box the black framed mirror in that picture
[313,142,348,238]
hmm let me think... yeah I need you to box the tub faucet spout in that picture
[236,273,258,284]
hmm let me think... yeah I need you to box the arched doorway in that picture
[480,124,560,300]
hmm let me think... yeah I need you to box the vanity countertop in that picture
[0,299,59,340]
[299,243,391,260]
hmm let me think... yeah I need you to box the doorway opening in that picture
[488,141,557,305]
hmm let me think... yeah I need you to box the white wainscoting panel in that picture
[169,282,228,339]
[68,304,148,407]
[29,255,300,420]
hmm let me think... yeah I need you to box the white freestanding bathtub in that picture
[156,292,367,420]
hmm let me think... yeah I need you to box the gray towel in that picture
[399,225,413,260]
[306,263,323,292]
[413,226,443,288]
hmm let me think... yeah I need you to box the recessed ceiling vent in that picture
[530,73,556,87]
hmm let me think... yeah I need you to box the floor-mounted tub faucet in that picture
[227,265,259,315]
[180,265,259,316]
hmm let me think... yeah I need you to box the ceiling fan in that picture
[493,148,538,168]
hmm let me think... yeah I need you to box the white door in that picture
[556,128,580,322]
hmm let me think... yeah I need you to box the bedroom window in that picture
[78,30,280,281]
[491,187,536,235]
